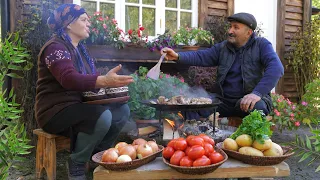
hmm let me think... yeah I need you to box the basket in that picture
[162,148,228,175]
[216,142,294,166]
[92,145,164,171]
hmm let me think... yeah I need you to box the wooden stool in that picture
[33,129,70,180]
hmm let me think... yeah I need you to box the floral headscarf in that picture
[47,4,96,75]
[47,4,86,32]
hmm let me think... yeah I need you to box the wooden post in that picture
[199,0,208,28]
[303,0,312,29]
[275,0,286,95]
[227,0,234,16]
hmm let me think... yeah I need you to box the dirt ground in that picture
[7,122,320,180]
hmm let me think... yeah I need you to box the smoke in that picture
[183,86,211,98]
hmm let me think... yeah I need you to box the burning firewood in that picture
[154,95,212,105]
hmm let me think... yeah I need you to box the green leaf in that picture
[305,135,312,150]
[6,73,22,78]
[298,152,312,162]
[316,165,320,172]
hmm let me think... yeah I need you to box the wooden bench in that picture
[33,129,70,180]
[93,157,290,180]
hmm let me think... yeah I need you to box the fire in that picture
[165,118,175,128]
[178,112,184,119]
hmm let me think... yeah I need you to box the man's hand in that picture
[103,64,134,88]
[161,47,179,61]
[240,93,261,112]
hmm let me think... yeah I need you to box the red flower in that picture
[294,121,300,127]
[139,26,145,31]
[128,29,133,35]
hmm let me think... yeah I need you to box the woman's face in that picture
[67,13,91,41]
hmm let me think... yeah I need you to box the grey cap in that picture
[227,12,257,30]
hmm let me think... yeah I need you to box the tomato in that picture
[167,139,176,148]
[179,156,194,167]
[203,143,214,157]
[186,135,196,145]
[174,139,187,151]
[162,146,175,160]
[209,152,224,164]
[170,150,185,166]
[187,136,204,147]
[193,156,211,167]
[188,145,205,160]
[184,146,191,156]
[198,134,215,147]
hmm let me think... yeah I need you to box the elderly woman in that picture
[35,4,133,179]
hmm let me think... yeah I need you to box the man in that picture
[162,12,284,118]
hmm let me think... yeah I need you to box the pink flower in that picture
[180,78,184,83]
[295,121,300,127]
[290,117,295,121]
[94,12,100,16]
[273,109,279,113]
[277,98,282,102]
[166,74,170,78]
[112,19,117,24]
[98,17,104,21]
[106,16,109,20]
[103,24,107,29]
[276,112,281,116]
[291,105,296,110]
[290,113,294,117]
[287,99,292,105]
[301,101,308,106]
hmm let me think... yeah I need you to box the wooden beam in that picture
[286,0,303,7]
[302,0,311,29]
[208,1,228,10]
[199,0,208,28]
[227,0,234,16]
[276,0,286,94]
[208,8,227,17]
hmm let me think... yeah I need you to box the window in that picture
[73,0,198,37]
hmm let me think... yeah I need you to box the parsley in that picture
[230,110,273,144]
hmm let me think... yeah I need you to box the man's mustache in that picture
[228,33,236,37]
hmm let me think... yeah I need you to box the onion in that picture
[108,148,119,154]
[116,155,132,163]
[137,144,154,159]
[132,138,147,146]
[101,149,119,162]
[115,142,128,150]
[119,145,137,160]
[147,140,159,153]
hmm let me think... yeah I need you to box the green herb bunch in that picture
[230,110,273,144]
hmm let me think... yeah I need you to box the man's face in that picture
[227,21,253,48]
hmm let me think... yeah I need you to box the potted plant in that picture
[128,66,189,120]
[86,12,126,49]
[172,27,214,50]
[146,30,177,52]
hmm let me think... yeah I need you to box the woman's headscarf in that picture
[47,4,96,75]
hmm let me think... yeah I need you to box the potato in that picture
[235,134,253,147]
[252,139,272,151]
[223,138,239,151]
[263,142,283,156]
[238,147,264,156]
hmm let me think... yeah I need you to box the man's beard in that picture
[227,33,236,44]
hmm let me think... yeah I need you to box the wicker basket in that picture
[162,148,228,175]
[92,145,164,171]
[216,142,294,166]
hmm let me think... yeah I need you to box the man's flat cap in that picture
[227,12,257,30]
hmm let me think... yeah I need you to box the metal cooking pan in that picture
[140,98,221,111]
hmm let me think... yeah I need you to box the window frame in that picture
[73,0,198,37]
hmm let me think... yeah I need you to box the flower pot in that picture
[182,45,200,51]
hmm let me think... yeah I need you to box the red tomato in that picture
[174,139,187,151]
[170,150,185,166]
[188,145,205,160]
[162,146,175,160]
[167,139,176,148]
[179,156,194,167]
[188,136,204,147]
[198,134,215,146]
[193,156,211,167]
[203,143,214,157]
[186,135,196,144]
[209,152,224,164]
[184,146,191,156]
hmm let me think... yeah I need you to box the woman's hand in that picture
[96,64,134,88]
[161,47,179,61]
